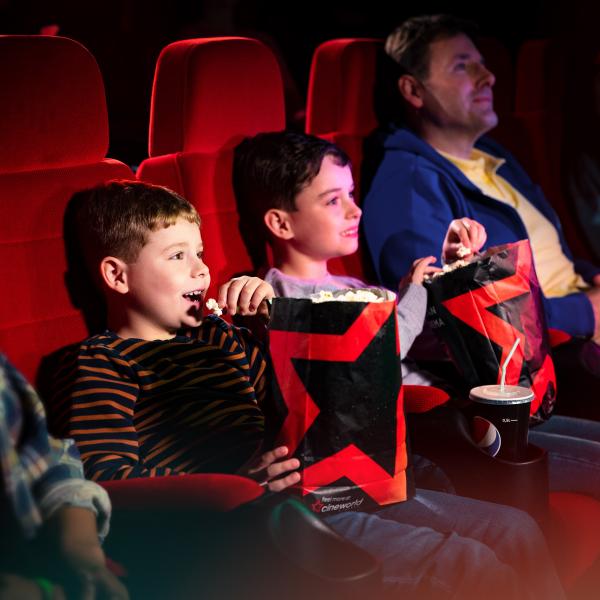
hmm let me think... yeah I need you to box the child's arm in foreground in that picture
[215,277,301,491]
[0,508,128,600]
[394,218,487,357]
[44,506,129,599]
[0,353,128,600]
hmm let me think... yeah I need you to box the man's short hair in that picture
[72,180,200,267]
[385,14,478,80]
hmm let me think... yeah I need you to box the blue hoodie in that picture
[362,126,599,337]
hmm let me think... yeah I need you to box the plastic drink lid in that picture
[469,384,534,405]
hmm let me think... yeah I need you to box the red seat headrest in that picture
[306,38,382,137]
[149,37,285,156]
[0,35,108,173]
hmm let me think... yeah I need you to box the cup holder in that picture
[408,405,550,522]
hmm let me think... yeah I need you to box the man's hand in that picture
[51,507,129,600]
[217,276,274,318]
[442,218,487,263]
[400,256,441,287]
[240,446,301,492]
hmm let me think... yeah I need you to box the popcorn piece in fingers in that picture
[206,298,223,316]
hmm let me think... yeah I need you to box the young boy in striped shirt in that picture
[50,180,299,491]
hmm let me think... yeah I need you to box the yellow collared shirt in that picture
[439,148,588,298]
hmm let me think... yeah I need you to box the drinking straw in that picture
[500,338,520,389]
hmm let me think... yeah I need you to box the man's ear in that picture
[100,256,129,294]
[398,74,424,109]
[264,209,294,240]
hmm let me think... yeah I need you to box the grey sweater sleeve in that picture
[396,283,427,360]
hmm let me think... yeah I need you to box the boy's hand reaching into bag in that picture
[442,218,487,263]
[400,256,441,288]
[241,446,301,492]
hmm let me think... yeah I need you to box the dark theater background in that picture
[2,0,599,168]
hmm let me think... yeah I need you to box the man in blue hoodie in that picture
[362,15,600,361]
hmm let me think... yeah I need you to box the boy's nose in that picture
[192,259,209,278]
[347,201,362,219]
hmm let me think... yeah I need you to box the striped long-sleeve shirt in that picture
[49,316,267,481]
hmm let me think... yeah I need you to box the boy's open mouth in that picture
[183,290,204,303]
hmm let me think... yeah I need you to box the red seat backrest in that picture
[0,36,133,381]
[305,38,382,281]
[137,37,285,291]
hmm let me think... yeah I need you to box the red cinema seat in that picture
[137,37,286,292]
[306,38,383,280]
[306,37,382,173]
[0,35,133,383]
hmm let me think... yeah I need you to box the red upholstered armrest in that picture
[547,491,600,589]
[548,328,571,348]
[100,474,264,512]
[404,385,450,414]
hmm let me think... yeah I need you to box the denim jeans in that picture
[324,489,564,600]
[530,414,600,500]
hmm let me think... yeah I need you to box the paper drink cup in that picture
[469,385,533,462]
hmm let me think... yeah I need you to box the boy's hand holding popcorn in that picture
[442,218,487,264]
[215,276,274,318]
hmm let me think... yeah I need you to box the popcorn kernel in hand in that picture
[206,298,223,316]
[456,244,472,258]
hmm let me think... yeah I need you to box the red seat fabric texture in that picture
[305,39,382,281]
[305,38,381,192]
[0,35,133,382]
[548,492,600,589]
[138,37,285,293]
[306,38,382,140]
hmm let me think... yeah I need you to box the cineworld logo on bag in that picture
[311,495,365,514]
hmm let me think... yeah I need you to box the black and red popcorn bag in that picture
[268,293,414,515]
[425,240,556,424]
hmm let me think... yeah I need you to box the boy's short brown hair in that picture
[233,131,350,216]
[72,180,200,266]
[232,131,350,268]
